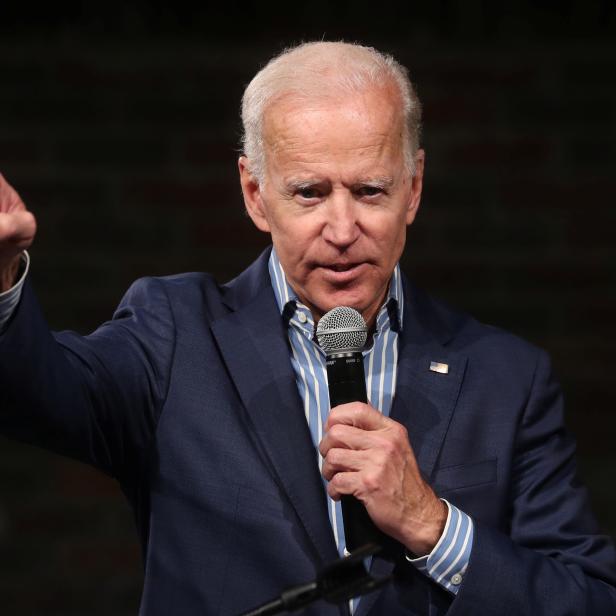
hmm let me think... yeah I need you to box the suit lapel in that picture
[358,281,468,616]
[390,331,467,483]
[210,254,339,565]
[390,278,468,483]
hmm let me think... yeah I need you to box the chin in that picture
[317,289,371,315]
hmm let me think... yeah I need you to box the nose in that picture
[322,192,360,249]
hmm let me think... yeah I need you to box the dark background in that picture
[1,2,615,613]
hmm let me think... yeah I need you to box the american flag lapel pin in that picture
[429,361,449,374]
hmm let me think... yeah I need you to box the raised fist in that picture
[0,173,36,292]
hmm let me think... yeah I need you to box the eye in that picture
[356,185,384,198]
[297,187,320,200]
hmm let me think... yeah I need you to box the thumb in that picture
[0,210,37,247]
[0,173,26,213]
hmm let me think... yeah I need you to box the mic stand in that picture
[238,544,390,616]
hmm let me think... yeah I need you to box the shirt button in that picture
[298,312,307,324]
[451,573,463,585]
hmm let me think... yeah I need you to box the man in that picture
[0,41,615,615]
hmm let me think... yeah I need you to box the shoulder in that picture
[117,272,229,324]
[108,249,271,334]
[118,249,272,321]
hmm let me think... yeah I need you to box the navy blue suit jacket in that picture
[1,248,615,615]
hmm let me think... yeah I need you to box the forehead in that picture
[261,87,405,178]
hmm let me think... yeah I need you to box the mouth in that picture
[326,262,361,272]
[317,262,367,283]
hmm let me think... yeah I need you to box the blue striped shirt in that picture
[268,249,474,595]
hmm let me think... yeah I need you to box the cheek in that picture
[272,223,310,250]
[370,215,407,254]
[269,217,320,264]
[273,212,323,249]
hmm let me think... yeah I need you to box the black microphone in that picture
[316,306,389,554]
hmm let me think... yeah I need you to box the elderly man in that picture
[0,42,615,615]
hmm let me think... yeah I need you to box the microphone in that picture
[316,306,388,554]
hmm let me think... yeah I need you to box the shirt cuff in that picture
[405,499,474,595]
[0,251,30,333]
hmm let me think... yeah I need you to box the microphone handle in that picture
[325,352,388,553]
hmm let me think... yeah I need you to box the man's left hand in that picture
[319,402,447,556]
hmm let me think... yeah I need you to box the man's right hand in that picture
[0,174,36,292]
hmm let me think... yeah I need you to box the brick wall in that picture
[0,4,614,613]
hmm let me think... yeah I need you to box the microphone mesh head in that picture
[316,306,367,354]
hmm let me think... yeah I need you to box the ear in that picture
[238,156,271,233]
[405,148,425,226]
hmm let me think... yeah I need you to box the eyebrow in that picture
[285,178,326,191]
[355,176,395,189]
[284,176,395,191]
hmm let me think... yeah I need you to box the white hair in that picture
[240,41,422,185]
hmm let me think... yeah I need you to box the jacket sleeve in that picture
[447,349,616,615]
[0,277,176,481]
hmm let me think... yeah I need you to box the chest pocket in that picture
[431,458,497,494]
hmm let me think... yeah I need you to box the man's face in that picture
[240,86,424,326]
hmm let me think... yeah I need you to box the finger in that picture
[0,174,25,213]
[319,422,378,457]
[327,463,391,502]
[326,471,360,501]
[0,211,37,247]
[325,402,388,432]
[326,470,381,502]
[321,447,365,481]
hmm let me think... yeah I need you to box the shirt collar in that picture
[267,248,404,334]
